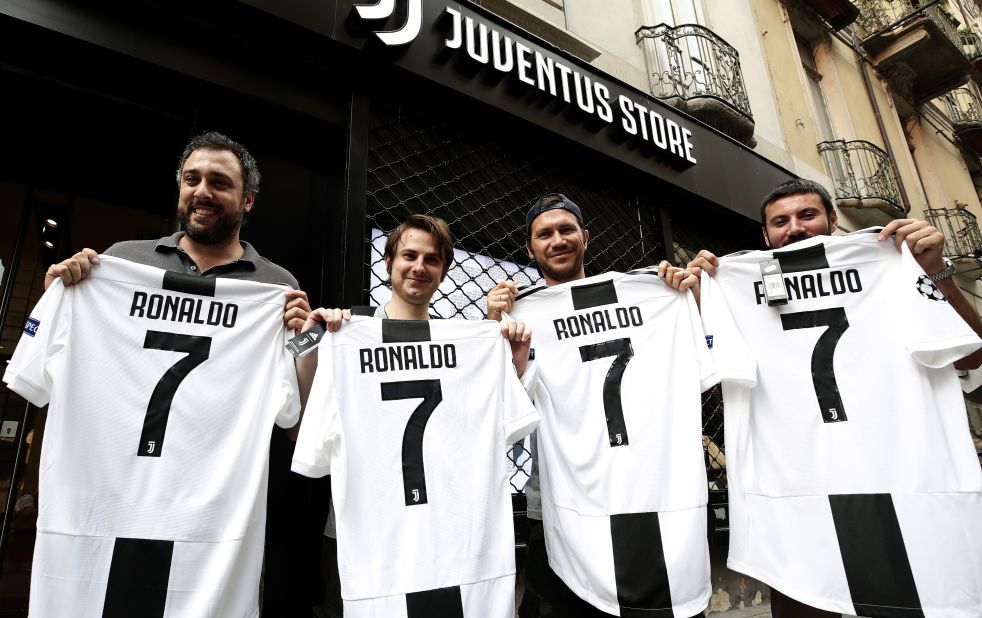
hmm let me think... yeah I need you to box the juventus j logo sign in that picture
[146,440,156,455]
[354,0,423,46]
[411,488,420,502]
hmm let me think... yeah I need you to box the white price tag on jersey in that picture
[759,258,788,306]
[286,323,326,358]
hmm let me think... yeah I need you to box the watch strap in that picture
[928,257,956,282]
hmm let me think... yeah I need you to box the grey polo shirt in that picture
[103,232,299,289]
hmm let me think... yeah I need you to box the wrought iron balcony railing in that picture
[943,86,982,125]
[963,28,982,61]
[855,0,962,49]
[635,23,752,118]
[635,23,754,145]
[941,85,982,154]
[818,139,905,214]
[925,207,982,258]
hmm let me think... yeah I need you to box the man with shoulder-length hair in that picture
[378,213,455,319]
[299,212,532,618]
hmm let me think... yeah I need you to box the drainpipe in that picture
[829,26,913,213]
[857,55,913,213]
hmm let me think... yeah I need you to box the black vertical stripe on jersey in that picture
[610,512,675,618]
[828,494,925,618]
[350,305,376,316]
[773,243,830,273]
[102,538,173,618]
[382,319,432,342]
[406,585,464,618]
[571,279,619,309]
[162,271,216,297]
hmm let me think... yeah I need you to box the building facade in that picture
[0,0,980,615]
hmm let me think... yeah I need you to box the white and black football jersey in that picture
[291,317,538,618]
[510,270,718,617]
[701,230,982,617]
[2,256,301,618]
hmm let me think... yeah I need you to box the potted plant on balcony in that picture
[855,0,892,34]
[938,4,962,28]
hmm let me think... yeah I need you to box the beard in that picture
[178,200,245,245]
[536,249,585,284]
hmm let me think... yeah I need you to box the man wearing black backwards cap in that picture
[487,193,694,618]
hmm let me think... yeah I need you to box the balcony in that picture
[800,0,861,30]
[818,139,906,215]
[942,86,982,155]
[636,24,755,147]
[962,28,982,82]
[856,0,971,107]
[924,207,982,259]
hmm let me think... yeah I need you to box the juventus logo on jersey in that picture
[821,406,846,423]
[411,489,420,503]
[146,440,156,455]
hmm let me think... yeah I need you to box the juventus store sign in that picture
[315,0,795,219]
[350,0,697,166]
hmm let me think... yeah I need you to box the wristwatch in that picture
[928,257,956,282]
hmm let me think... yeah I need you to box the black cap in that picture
[525,193,584,234]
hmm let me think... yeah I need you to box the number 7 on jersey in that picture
[781,308,849,423]
[579,338,634,447]
[139,331,212,457]
[381,379,443,506]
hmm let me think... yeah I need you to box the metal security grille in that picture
[364,96,754,500]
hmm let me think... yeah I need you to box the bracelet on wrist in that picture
[928,257,956,283]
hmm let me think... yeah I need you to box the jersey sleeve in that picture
[291,345,341,478]
[500,338,539,445]
[2,280,71,407]
[699,271,757,387]
[519,355,539,397]
[686,291,720,392]
[898,244,982,367]
[274,327,302,429]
